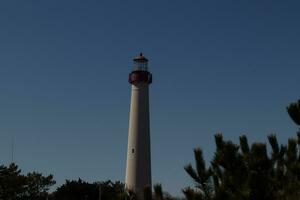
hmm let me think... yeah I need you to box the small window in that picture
[132,148,135,153]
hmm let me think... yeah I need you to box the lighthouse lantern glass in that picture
[133,61,148,72]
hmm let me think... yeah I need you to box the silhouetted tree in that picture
[151,184,178,200]
[287,99,300,126]
[0,163,26,200]
[0,163,55,200]
[22,172,55,200]
[153,184,163,200]
[183,148,213,200]
[184,100,300,200]
[50,179,128,200]
[184,133,300,200]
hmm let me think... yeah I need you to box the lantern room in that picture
[129,53,152,84]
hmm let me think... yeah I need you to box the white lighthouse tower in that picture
[125,53,152,197]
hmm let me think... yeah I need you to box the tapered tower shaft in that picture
[125,53,152,197]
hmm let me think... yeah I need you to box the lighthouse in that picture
[125,53,152,197]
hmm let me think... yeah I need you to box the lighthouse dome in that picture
[133,53,148,62]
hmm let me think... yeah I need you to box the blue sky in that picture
[0,0,299,196]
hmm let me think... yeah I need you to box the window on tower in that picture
[132,148,135,153]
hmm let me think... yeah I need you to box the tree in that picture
[22,172,55,200]
[0,163,26,200]
[0,163,55,200]
[184,100,300,200]
[151,184,178,200]
[50,179,128,200]
[184,133,300,200]
[287,99,300,126]
[50,179,98,200]
[153,184,163,200]
[183,148,213,200]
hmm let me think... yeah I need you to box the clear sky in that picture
[0,0,299,196]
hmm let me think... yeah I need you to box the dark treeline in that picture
[1,100,299,200]
[0,167,178,200]
[0,163,55,200]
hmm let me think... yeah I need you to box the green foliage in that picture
[0,163,26,200]
[152,184,179,200]
[50,179,127,200]
[287,99,300,126]
[0,163,55,200]
[182,187,203,200]
[184,134,300,200]
[23,172,55,200]
[184,101,300,200]
[153,184,163,200]
[183,148,212,200]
